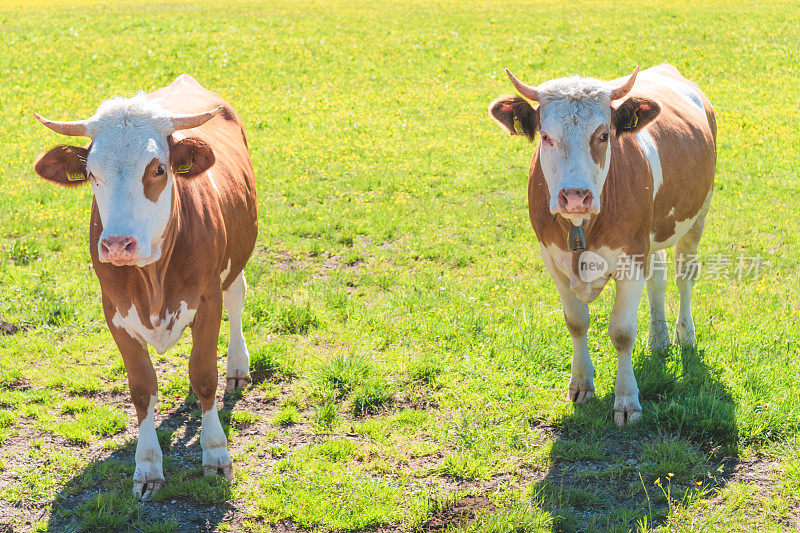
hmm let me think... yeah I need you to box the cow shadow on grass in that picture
[47,387,245,532]
[535,344,738,532]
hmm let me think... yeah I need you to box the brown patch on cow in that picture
[641,83,715,245]
[33,144,90,187]
[419,495,497,532]
[488,95,539,141]
[142,158,168,202]
[589,125,610,167]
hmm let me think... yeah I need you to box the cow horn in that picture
[609,65,640,101]
[505,69,540,102]
[169,106,223,131]
[34,113,90,137]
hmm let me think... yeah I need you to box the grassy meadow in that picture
[1,0,799,531]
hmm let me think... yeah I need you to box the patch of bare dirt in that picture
[418,495,497,532]
[0,320,26,336]
[723,456,781,487]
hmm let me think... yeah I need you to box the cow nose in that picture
[100,236,139,264]
[558,188,594,213]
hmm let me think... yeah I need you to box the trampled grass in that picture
[0,0,798,531]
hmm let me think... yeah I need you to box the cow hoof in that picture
[203,446,234,481]
[648,327,670,352]
[674,318,695,347]
[203,463,234,481]
[567,382,595,404]
[613,395,642,426]
[133,479,164,501]
[225,372,252,392]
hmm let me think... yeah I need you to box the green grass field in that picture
[1,0,799,531]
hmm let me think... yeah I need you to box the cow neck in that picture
[136,178,182,314]
[552,215,597,250]
[552,215,598,279]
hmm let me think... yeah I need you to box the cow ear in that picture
[612,97,660,134]
[34,145,90,187]
[488,95,539,141]
[168,136,215,178]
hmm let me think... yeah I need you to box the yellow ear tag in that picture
[66,172,85,182]
[176,160,193,174]
[513,117,525,135]
[629,113,639,129]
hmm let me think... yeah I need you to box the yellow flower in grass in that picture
[667,472,675,478]
[654,477,661,485]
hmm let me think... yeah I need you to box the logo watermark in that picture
[576,252,762,282]
[578,251,609,282]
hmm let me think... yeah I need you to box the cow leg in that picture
[674,217,705,347]
[609,274,646,426]
[188,288,233,480]
[541,250,594,403]
[104,301,163,500]
[223,271,251,391]
[646,249,670,352]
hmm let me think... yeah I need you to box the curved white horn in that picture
[609,65,640,101]
[169,106,224,131]
[34,112,90,137]
[505,69,540,102]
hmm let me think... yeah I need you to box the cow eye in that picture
[155,164,165,176]
[600,132,609,142]
[540,132,553,145]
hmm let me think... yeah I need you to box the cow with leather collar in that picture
[33,74,258,498]
[489,63,716,425]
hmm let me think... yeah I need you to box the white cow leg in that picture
[646,249,670,352]
[200,404,233,480]
[190,288,233,480]
[108,315,164,501]
[542,251,594,403]
[222,271,251,391]
[675,219,705,347]
[609,272,646,426]
[133,394,164,500]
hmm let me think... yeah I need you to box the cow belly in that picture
[650,213,698,250]
[650,189,712,251]
[112,302,197,355]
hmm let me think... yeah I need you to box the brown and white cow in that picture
[33,75,257,498]
[489,63,716,426]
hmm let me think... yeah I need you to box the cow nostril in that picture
[124,240,136,253]
[583,192,593,206]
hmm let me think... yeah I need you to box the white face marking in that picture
[84,94,176,266]
[536,78,614,214]
[112,301,197,355]
[636,129,663,198]
[133,394,163,487]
